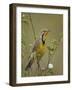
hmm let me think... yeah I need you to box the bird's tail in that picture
[25,52,36,70]
[25,59,34,70]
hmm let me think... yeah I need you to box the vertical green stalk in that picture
[29,14,36,40]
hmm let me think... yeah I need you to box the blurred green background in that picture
[21,13,63,77]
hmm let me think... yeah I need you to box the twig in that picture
[29,14,36,40]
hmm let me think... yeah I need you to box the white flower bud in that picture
[48,63,53,69]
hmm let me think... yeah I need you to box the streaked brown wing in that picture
[32,39,41,52]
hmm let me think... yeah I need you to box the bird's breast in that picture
[36,44,47,57]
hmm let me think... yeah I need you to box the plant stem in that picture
[29,14,36,40]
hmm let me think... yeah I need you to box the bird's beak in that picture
[47,30,50,33]
[45,30,50,36]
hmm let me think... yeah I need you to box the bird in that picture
[25,30,50,70]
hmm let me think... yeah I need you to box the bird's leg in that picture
[35,54,41,72]
[37,61,39,70]
[37,60,41,71]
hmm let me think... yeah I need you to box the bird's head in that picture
[40,29,50,44]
